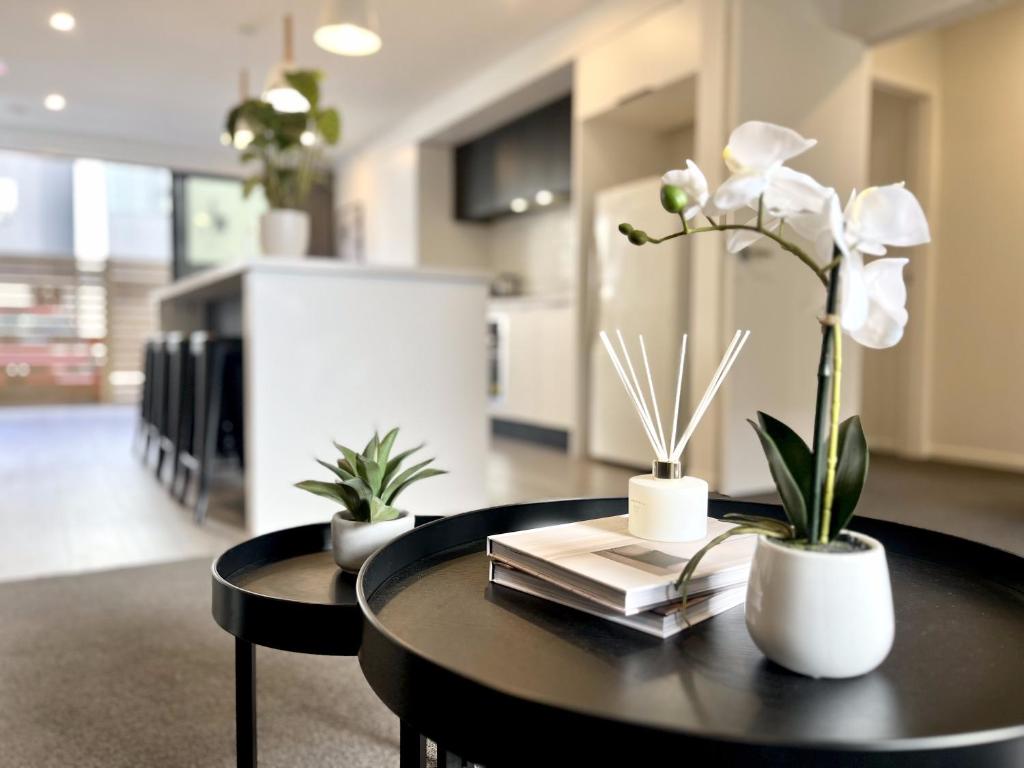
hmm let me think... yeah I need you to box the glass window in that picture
[177,175,267,276]
[0,150,74,256]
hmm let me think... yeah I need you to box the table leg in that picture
[399,720,425,768]
[235,638,257,768]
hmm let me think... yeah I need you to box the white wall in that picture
[928,2,1024,469]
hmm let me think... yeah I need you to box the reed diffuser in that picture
[600,328,750,542]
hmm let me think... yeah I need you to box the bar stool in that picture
[155,332,185,483]
[134,338,157,458]
[145,336,169,471]
[175,333,243,523]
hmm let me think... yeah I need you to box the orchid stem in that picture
[820,321,842,542]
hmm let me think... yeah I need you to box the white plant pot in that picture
[745,532,895,679]
[627,474,708,542]
[259,209,310,257]
[330,510,415,573]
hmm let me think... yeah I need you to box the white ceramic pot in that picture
[745,531,894,679]
[330,510,415,572]
[259,208,310,257]
[627,474,708,542]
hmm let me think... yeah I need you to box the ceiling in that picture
[0,0,597,159]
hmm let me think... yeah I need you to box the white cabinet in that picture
[575,2,701,122]
[489,300,575,431]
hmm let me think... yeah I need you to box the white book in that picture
[486,515,754,615]
[490,561,747,639]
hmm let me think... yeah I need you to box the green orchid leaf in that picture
[829,415,869,539]
[377,427,399,466]
[284,70,321,110]
[721,512,793,537]
[315,108,341,145]
[756,412,813,512]
[385,468,447,504]
[294,480,345,504]
[748,419,809,538]
[675,523,785,624]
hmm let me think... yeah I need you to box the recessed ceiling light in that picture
[510,197,529,214]
[49,11,76,32]
[535,189,554,206]
[44,93,66,111]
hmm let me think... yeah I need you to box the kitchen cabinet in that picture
[489,299,574,431]
[455,96,571,221]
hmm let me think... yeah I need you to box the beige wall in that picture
[930,2,1024,468]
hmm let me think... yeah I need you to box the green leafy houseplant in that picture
[295,428,446,523]
[617,121,929,604]
[225,70,341,209]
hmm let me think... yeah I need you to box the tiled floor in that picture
[1,403,1021,583]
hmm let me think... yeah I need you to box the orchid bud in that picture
[618,222,634,235]
[660,184,689,214]
[627,229,649,246]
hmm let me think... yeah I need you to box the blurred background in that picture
[0,0,1021,579]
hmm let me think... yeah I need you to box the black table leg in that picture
[235,638,257,768]
[399,720,425,768]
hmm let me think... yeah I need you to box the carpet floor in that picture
[0,557,399,767]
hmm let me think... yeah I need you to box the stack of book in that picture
[486,515,756,638]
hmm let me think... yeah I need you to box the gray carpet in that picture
[0,558,399,767]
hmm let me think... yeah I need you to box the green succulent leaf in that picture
[364,433,380,463]
[381,443,424,488]
[829,415,869,539]
[333,442,361,475]
[294,480,345,504]
[369,497,401,523]
[315,458,353,481]
[382,458,433,501]
[748,418,809,538]
[385,468,447,504]
[354,455,385,495]
[377,427,399,466]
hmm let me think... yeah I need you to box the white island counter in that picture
[155,257,490,535]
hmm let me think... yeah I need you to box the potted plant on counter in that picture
[225,69,341,257]
[619,121,930,678]
[296,428,446,572]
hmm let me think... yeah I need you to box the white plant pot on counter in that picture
[627,474,708,542]
[745,532,895,679]
[260,208,310,257]
[331,510,415,573]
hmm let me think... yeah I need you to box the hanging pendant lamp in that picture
[263,14,310,113]
[314,0,381,57]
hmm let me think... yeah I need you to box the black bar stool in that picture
[155,332,185,483]
[175,333,243,523]
[134,338,157,458]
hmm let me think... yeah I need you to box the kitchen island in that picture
[155,257,489,535]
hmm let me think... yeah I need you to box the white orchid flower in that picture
[661,160,709,220]
[831,184,929,348]
[713,121,827,215]
[842,183,930,255]
[847,258,911,348]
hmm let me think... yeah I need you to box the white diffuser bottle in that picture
[628,459,708,542]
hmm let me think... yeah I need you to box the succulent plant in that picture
[295,428,446,523]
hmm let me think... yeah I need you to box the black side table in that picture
[357,497,1024,767]
[211,519,434,767]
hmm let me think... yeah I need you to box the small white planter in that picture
[330,510,414,573]
[628,474,708,542]
[259,209,310,257]
[745,531,894,679]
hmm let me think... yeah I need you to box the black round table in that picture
[357,497,1024,767]
[211,518,438,767]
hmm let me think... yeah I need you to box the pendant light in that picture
[263,14,310,113]
[314,0,381,57]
